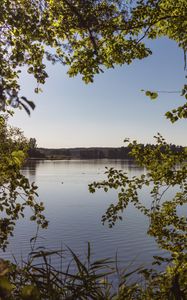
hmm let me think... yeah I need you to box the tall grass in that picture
[0,240,186,299]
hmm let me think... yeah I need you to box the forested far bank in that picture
[27,144,185,160]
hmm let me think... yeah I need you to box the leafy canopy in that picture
[0,0,187,118]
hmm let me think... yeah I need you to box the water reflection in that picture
[22,159,39,177]
[23,158,145,177]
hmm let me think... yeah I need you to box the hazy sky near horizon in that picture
[10,38,187,148]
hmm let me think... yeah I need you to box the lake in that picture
[3,159,164,270]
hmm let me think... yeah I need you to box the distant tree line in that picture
[27,140,184,160]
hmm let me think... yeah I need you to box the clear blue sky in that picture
[10,38,187,148]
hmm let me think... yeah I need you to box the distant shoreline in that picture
[28,144,184,160]
[28,146,132,160]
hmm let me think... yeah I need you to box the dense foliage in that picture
[0,115,48,251]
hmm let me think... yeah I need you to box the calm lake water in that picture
[3,159,165,270]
